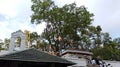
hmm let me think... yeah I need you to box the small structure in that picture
[0,48,75,67]
[62,50,93,67]
[9,30,27,52]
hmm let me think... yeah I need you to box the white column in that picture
[20,37,26,50]
[9,37,15,52]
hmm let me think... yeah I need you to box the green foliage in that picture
[30,32,40,48]
[29,32,48,50]
[31,0,120,58]
[4,38,10,50]
[31,0,55,24]
[0,39,5,51]
[31,0,96,52]
[113,37,120,49]
[91,43,120,61]
[30,32,40,42]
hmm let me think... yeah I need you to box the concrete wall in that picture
[66,58,87,67]
[105,60,120,67]
[62,53,89,67]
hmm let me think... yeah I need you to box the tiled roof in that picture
[0,48,75,65]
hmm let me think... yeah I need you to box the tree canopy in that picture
[31,0,120,59]
[31,0,95,51]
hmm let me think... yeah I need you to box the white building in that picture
[61,50,93,67]
[0,30,28,56]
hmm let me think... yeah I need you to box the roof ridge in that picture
[0,48,76,65]
[0,48,30,57]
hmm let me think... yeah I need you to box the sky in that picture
[0,0,120,40]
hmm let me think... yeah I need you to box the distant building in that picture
[61,50,93,67]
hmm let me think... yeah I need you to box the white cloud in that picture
[55,0,120,38]
[0,0,34,40]
[0,0,17,18]
[0,21,13,40]
[0,0,90,40]
[54,0,87,6]
[89,0,120,38]
[36,22,46,35]
[0,0,120,40]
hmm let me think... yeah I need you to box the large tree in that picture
[31,0,102,55]
[30,32,40,48]
[91,41,120,61]
[4,38,10,50]
[113,37,120,49]
[0,39,4,51]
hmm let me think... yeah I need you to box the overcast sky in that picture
[0,0,120,40]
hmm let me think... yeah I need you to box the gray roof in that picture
[0,48,75,65]
[62,50,93,55]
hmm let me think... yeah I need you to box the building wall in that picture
[62,53,91,59]
[67,58,87,67]
[62,54,88,67]
[104,60,120,67]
